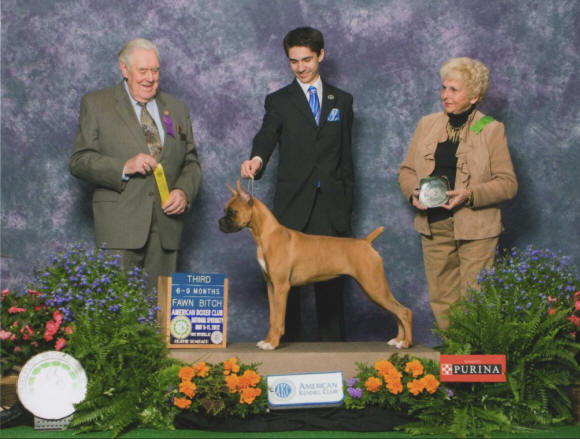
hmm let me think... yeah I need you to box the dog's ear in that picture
[236,179,253,205]
[226,183,236,196]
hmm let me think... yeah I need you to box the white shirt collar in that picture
[296,76,323,101]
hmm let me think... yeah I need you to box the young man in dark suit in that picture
[241,27,354,342]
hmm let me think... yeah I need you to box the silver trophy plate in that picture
[419,177,450,208]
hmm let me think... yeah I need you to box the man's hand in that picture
[124,153,158,176]
[240,158,261,179]
[162,189,188,216]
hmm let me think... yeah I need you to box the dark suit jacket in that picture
[70,81,202,250]
[251,79,354,233]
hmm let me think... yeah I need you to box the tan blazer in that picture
[399,110,517,240]
[70,81,202,250]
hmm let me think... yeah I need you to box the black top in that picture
[428,106,475,223]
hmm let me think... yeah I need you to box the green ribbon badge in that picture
[470,115,494,134]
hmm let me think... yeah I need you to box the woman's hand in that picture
[441,188,471,210]
[411,189,428,210]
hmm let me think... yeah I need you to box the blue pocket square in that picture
[327,108,340,122]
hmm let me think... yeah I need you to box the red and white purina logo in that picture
[441,363,453,376]
[440,355,506,382]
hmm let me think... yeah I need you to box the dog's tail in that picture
[364,227,385,243]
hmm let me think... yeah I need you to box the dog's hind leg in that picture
[354,257,413,348]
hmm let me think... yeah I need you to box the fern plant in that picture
[65,309,176,437]
[420,245,580,437]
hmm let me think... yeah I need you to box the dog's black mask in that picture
[218,208,243,233]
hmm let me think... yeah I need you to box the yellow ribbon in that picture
[154,164,170,205]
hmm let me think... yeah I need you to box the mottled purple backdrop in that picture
[1,1,579,346]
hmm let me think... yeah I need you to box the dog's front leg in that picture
[257,280,290,350]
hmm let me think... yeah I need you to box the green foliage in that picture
[65,308,177,436]
[31,243,177,437]
[408,246,580,437]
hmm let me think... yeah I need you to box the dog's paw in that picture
[387,338,407,349]
[256,340,275,350]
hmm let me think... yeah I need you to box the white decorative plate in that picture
[17,351,87,419]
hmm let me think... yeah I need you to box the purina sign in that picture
[440,355,506,382]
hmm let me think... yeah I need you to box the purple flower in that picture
[347,387,362,399]
[347,377,359,387]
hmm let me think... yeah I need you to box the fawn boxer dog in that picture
[218,180,413,350]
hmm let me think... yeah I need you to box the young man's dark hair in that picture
[283,27,324,56]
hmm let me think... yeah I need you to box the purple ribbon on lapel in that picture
[162,111,175,137]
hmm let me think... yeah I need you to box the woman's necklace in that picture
[446,105,476,143]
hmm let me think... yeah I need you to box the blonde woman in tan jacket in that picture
[398,57,518,330]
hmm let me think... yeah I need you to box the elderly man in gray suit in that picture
[70,38,202,292]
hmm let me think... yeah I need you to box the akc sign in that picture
[440,355,506,382]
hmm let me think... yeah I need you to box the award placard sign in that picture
[162,272,228,348]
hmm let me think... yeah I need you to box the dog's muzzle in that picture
[218,216,243,233]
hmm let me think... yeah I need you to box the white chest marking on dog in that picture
[257,257,267,274]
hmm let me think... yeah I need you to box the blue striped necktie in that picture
[308,86,320,125]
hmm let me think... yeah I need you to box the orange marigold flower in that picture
[404,360,424,377]
[193,361,210,377]
[365,376,383,393]
[179,380,197,398]
[178,366,195,382]
[386,377,403,395]
[384,368,402,382]
[374,359,396,377]
[225,374,240,393]
[421,374,440,394]
[407,379,425,396]
[239,387,262,405]
[223,357,241,375]
[238,370,261,389]
[174,396,192,409]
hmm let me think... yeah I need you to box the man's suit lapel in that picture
[318,82,335,130]
[113,81,149,152]
[288,80,318,130]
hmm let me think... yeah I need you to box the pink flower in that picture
[44,331,53,342]
[0,330,12,340]
[566,315,580,326]
[547,296,558,303]
[45,320,60,336]
[65,326,73,335]
[23,325,34,336]
[575,301,580,312]
[8,306,26,314]
[53,310,63,324]
[27,289,41,297]
[14,346,21,352]
[1,289,10,297]
[549,308,557,315]
[574,291,580,300]
[55,338,66,351]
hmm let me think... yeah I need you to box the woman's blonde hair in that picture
[440,57,489,102]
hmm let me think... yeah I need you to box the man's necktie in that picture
[308,86,320,125]
[138,103,163,159]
